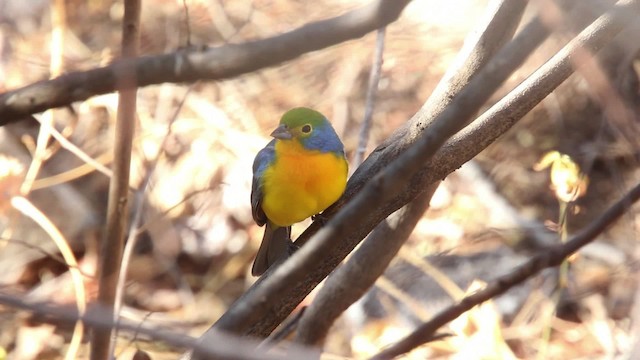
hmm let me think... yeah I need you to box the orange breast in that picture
[262,140,348,227]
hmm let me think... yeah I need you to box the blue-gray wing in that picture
[251,139,276,226]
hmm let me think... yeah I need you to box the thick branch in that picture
[0,0,411,126]
[295,0,530,345]
[295,184,438,346]
[207,0,638,341]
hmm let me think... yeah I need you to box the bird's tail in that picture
[251,222,291,276]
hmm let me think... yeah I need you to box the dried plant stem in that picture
[10,196,86,360]
[31,152,113,190]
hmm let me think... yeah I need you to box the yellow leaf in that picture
[535,151,588,202]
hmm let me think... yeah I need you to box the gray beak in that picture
[270,124,293,140]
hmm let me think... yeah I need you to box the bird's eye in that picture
[301,124,312,133]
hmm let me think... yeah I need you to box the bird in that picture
[251,107,348,276]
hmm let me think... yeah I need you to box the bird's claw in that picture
[312,213,329,225]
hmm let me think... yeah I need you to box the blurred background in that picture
[1,0,640,359]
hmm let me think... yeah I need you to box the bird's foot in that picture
[312,212,330,225]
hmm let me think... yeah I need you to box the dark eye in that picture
[301,124,312,133]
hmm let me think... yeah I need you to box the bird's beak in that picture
[270,124,293,140]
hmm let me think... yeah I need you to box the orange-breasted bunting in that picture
[251,107,348,276]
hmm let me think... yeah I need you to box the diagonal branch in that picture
[207,0,638,342]
[294,0,530,346]
[0,0,411,126]
[295,185,438,346]
[370,179,640,359]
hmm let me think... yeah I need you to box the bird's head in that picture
[270,107,344,153]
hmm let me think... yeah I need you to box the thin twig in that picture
[135,187,215,234]
[398,247,465,301]
[31,152,113,190]
[92,0,142,359]
[370,179,640,359]
[0,236,95,279]
[31,115,114,178]
[353,27,386,169]
[115,311,154,358]
[113,85,193,345]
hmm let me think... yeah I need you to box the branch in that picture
[0,0,412,126]
[370,179,640,359]
[0,292,318,360]
[295,184,438,346]
[113,85,192,348]
[353,27,386,168]
[207,0,637,341]
[295,0,530,345]
[91,1,141,359]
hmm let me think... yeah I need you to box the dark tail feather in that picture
[251,222,291,276]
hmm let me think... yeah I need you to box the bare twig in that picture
[353,27,386,168]
[0,292,320,360]
[136,187,215,234]
[370,179,640,359]
[295,0,529,346]
[91,1,142,359]
[206,0,637,341]
[0,236,95,278]
[30,115,114,179]
[0,0,412,126]
[113,85,192,345]
[397,247,464,301]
